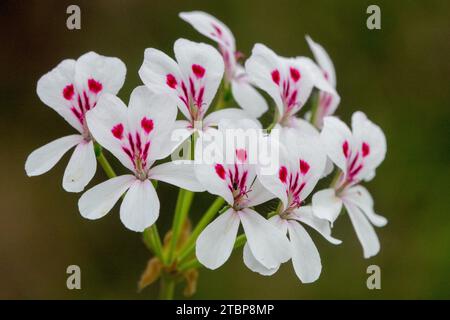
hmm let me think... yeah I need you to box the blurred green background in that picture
[1,0,449,299]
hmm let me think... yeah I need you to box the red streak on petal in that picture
[235,148,247,162]
[192,64,205,78]
[343,141,349,158]
[299,160,310,175]
[215,164,226,180]
[279,166,288,183]
[271,69,280,85]
[88,78,103,94]
[141,117,154,134]
[63,84,75,100]
[212,23,222,36]
[166,74,177,89]
[362,142,370,157]
[290,67,301,82]
[111,123,124,139]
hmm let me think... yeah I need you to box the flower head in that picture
[312,111,387,258]
[180,11,268,118]
[25,52,126,192]
[194,119,290,270]
[78,87,204,232]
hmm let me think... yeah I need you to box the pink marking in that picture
[215,164,226,180]
[166,74,177,89]
[88,79,102,94]
[141,117,154,134]
[192,64,205,78]
[343,141,349,158]
[271,69,280,85]
[111,123,124,140]
[323,71,329,80]
[236,149,247,162]
[279,166,288,183]
[63,84,75,100]
[299,160,310,175]
[362,142,370,157]
[290,67,301,82]
[212,24,222,36]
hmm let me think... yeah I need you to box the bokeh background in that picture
[1,0,449,299]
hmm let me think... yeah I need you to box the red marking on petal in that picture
[323,71,329,80]
[299,160,310,175]
[63,84,74,100]
[271,69,280,85]
[290,67,301,82]
[192,64,205,78]
[88,78,103,94]
[166,74,177,89]
[141,117,154,134]
[212,24,222,36]
[235,148,247,162]
[215,164,226,180]
[343,141,349,158]
[279,166,288,183]
[111,123,124,140]
[362,142,370,157]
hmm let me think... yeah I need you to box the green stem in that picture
[166,134,196,264]
[309,90,320,127]
[143,225,166,264]
[158,276,176,300]
[95,143,116,178]
[177,197,226,263]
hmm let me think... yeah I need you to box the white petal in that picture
[239,208,290,269]
[120,179,160,232]
[245,44,284,111]
[287,220,322,283]
[312,188,343,224]
[305,35,336,87]
[243,242,280,276]
[63,139,97,192]
[36,59,83,132]
[86,93,133,171]
[138,48,189,119]
[344,202,380,258]
[296,56,336,94]
[194,134,234,205]
[179,11,236,51]
[75,51,126,96]
[291,206,341,244]
[231,79,268,118]
[203,108,250,128]
[246,177,276,207]
[78,175,135,220]
[25,134,83,176]
[195,208,240,270]
[150,160,205,192]
[342,185,387,227]
[174,38,224,113]
[321,116,353,174]
[351,111,387,179]
[127,86,178,161]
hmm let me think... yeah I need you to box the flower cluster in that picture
[25,11,387,293]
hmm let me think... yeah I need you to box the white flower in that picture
[245,44,335,128]
[25,52,126,192]
[312,111,387,258]
[78,86,204,232]
[306,35,341,128]
[179,11,268,118]
[246,128,340,283]
[194,119,290,270]
[139,38,248,143]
